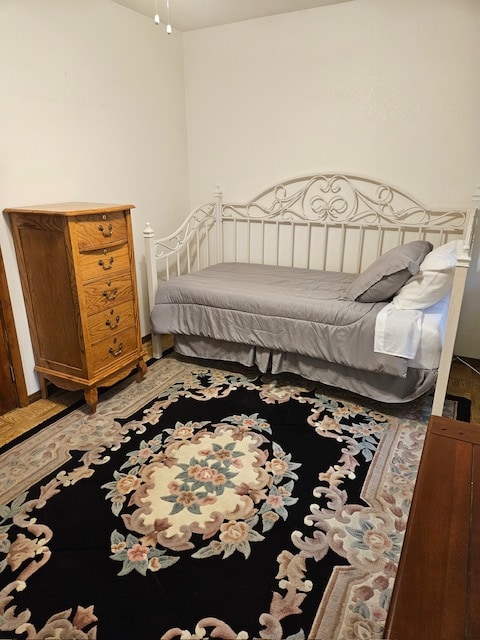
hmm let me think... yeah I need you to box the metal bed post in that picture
[431,189,480,416]
[143,222,163,359]
[214,185,223,264]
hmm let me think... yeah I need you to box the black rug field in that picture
[0,357,470,640]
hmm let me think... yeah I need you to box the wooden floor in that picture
[0,349,479,449]
[446,356,480,423]
[0,339,155,448]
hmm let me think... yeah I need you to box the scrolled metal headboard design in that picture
[222,174,465,228]
[151,203,216,260]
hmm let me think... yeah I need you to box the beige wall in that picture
[0,0,189,393]
[183,0,480,356]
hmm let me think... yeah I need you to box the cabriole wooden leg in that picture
[136,358,147,383]
[84,387,98,413]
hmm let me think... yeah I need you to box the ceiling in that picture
[111,0,351,32]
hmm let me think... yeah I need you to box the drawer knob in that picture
[109,342,123,357]
[98,256,114,270]
[106,315,120,330]
[102,287,118,301]
[98,223,113,237]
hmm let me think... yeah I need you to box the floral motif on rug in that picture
[0,357,429,640]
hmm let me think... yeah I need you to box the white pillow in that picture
[392,239,463,310]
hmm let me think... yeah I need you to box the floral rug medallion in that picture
[106,412,301,567]
[0,356,434,640]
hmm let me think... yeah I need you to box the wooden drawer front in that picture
[83,274,133,316]
[79,243,131,282]
[91,328,139,375]
[76,212,128,252]
[87,300,136,344]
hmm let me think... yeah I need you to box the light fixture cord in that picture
[166,0,172,34]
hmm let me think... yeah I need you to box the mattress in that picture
[152,262,409,377]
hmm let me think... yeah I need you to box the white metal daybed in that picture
[143,174,479,416]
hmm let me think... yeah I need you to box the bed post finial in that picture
[214,184,223,263]
[143,221,154,238]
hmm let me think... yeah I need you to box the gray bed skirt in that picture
[173,334,437,404]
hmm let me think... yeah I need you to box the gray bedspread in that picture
[151,262,409,377]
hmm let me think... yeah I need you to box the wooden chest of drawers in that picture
[5,202,146,412]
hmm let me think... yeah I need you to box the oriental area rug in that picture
[0,356,466,640]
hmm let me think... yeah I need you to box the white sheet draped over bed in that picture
[374,296,449,367]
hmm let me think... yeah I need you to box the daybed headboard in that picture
[144,174,479,415]
[145,175,469,282]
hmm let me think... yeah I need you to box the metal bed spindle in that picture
[289,222,295,267]
[321,224,328,271]
[186,242,191,274]
[339,224,346,272]
[247,219,251,263]
[357,227,366,273]
[306,222,312,270]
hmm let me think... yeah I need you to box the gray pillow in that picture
[343,240,433,303]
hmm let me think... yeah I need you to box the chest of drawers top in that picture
[4,203,135,246]
[5,202,136,265]
[4,202,134,215]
